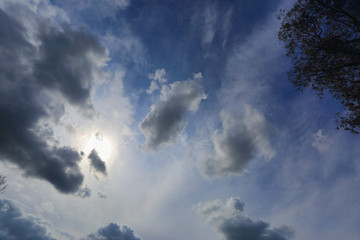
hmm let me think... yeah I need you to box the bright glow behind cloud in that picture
[85,132,112,161]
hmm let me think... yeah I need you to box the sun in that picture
[85,132,112,161]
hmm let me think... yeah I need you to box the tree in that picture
[0,174,6,194]
[278,0,360,133]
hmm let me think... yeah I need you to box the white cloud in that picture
[146,68,167,94]
[312,129,333,154]
[202,4,217,46]
[201,105,275,177]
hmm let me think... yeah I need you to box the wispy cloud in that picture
[202,4,217,46]
[312,129,333,154]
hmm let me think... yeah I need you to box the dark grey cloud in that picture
[202,106,275,177]
[140,73,206,151]
[1,199,140,240]
[86,223,141,240]
[0,4,107,194]
[88,149,107,176]
[0,199,55,240]
[34,25,106,109]
[195,198,293,240]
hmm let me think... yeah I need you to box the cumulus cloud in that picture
[88,149,107,176]
[0,3,108,194]
[194,197,294,240]
[34,24,107,109]
[140,73,207,151]
[1,199,141,240]
[202,106,275,177]
[0,199,55,240]
[146,68,167,94]
[86,223,141,240]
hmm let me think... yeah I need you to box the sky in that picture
[0,0,359,240]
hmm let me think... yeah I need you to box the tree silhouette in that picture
[278,0,360,133]
[0,175,6,194]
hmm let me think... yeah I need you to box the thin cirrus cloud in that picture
[140,72,207,151]
[194,197,294,240]
[0,4,108,194]
[201,106,275,177]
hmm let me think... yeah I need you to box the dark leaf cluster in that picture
[279,0,360,133]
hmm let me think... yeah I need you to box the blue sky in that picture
[0,0,359,240]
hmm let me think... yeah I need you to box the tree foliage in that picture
[0,174,6,194]
[278,0,360,133]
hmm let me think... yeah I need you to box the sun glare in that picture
[85,132,112,161]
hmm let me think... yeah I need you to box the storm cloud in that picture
[88,149,107,176]
[140,73,207,151]
[34,25,106,108]
[0,199,55,240]
[0,4,108,194]
[202,106,275,177]
[195,198,293,240]
[86,223,141,240]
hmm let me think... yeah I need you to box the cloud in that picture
[34,24,107,110]
[61,0,129,18]
[194,197,294,240]
[221,7,233,48]
[88,149,107,176]
[97,192,107,199]
[86,223,141,240]
[0,199,56,240]
[0,3,108,194]
[202,4,217,46]
[1,199,141,240]
[146,68,167,94]
[201,106,275,177]
[77,187,92,198]
[140,73,207,151]
[312,129,333,154]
